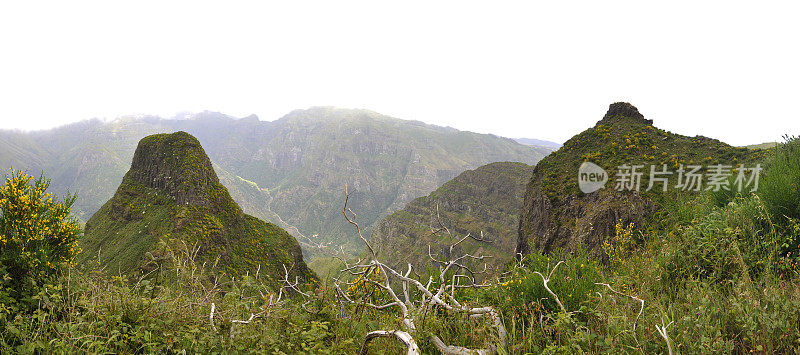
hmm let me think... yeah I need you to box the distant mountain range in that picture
[514,137,562,149]
[0,108,555,260]
[744,142,778,150]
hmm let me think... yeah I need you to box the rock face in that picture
[602,102,651,124]
[517,178,655,257]
[127,132,218,205]
[371,162,534,274]
[516,103,760,260]
[83,131,314,285]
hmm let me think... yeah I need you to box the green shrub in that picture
[758,135,800,224]
[493,248,601,316]
[0,169,82,314]
[661,195,777,285]
[709,173,747,207]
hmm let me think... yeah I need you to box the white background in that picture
[1,1,797,145]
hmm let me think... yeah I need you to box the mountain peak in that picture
[517,103,759,260]
[602,102,652,124]
[83,130,314,282]
[128,131,218,205]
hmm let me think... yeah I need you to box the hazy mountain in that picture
[0,107,554,259]
[82,132,313,283]
[744,142,778,149]
[370,161,533,275]
[514,137,562,149]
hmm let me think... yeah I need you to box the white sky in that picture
[0,1,798,145]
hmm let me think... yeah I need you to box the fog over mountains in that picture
[0,107,554,258]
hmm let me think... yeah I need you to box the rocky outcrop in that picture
[517,176,655,257]
[127,131,218,205]
[516,103,759,261]
[601,102,652,124]
[83,132,314,285]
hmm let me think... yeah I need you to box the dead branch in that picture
[359,330,420,355]
[343,185,376,258]
[228,287,284,339]
[595,283,644,332]
[532,261,566,313]
[279,264,315,313]
[209,303,217,332]
[655,316,674,355]
[338,191,506,354]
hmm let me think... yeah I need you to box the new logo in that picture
[578,162,608,193]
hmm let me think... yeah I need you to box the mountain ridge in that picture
[0,108,555,260]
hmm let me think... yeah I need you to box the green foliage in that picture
[4,183,800,353]
[660,194,778,285]
[492,249,601,315]
[758,135,800,224]
[0,240,345,353]
[0,169,81,314]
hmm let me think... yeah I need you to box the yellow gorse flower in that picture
[602,220,635,268]
[0,168,82,271]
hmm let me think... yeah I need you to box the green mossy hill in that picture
[517,102,766,259]
[82,132,314,285]
[370,162,534,275]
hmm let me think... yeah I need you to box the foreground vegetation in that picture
[2,137,799,353]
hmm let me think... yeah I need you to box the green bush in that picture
[661,195,777,285]
[709,173,747,207]
[759,135,800,224]
[493,248,601,316]
[0,169,82,314]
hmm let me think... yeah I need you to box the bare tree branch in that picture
[359,330,420,355]
[334,193,506,353]
[596,283,645,332]
[655,316,674,355]
[532,261,566,313]
[343,185,376,258]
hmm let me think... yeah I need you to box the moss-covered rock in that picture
[82,131,314,286]
[517,103,764,260]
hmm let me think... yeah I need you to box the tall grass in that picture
[758,135,800,224]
